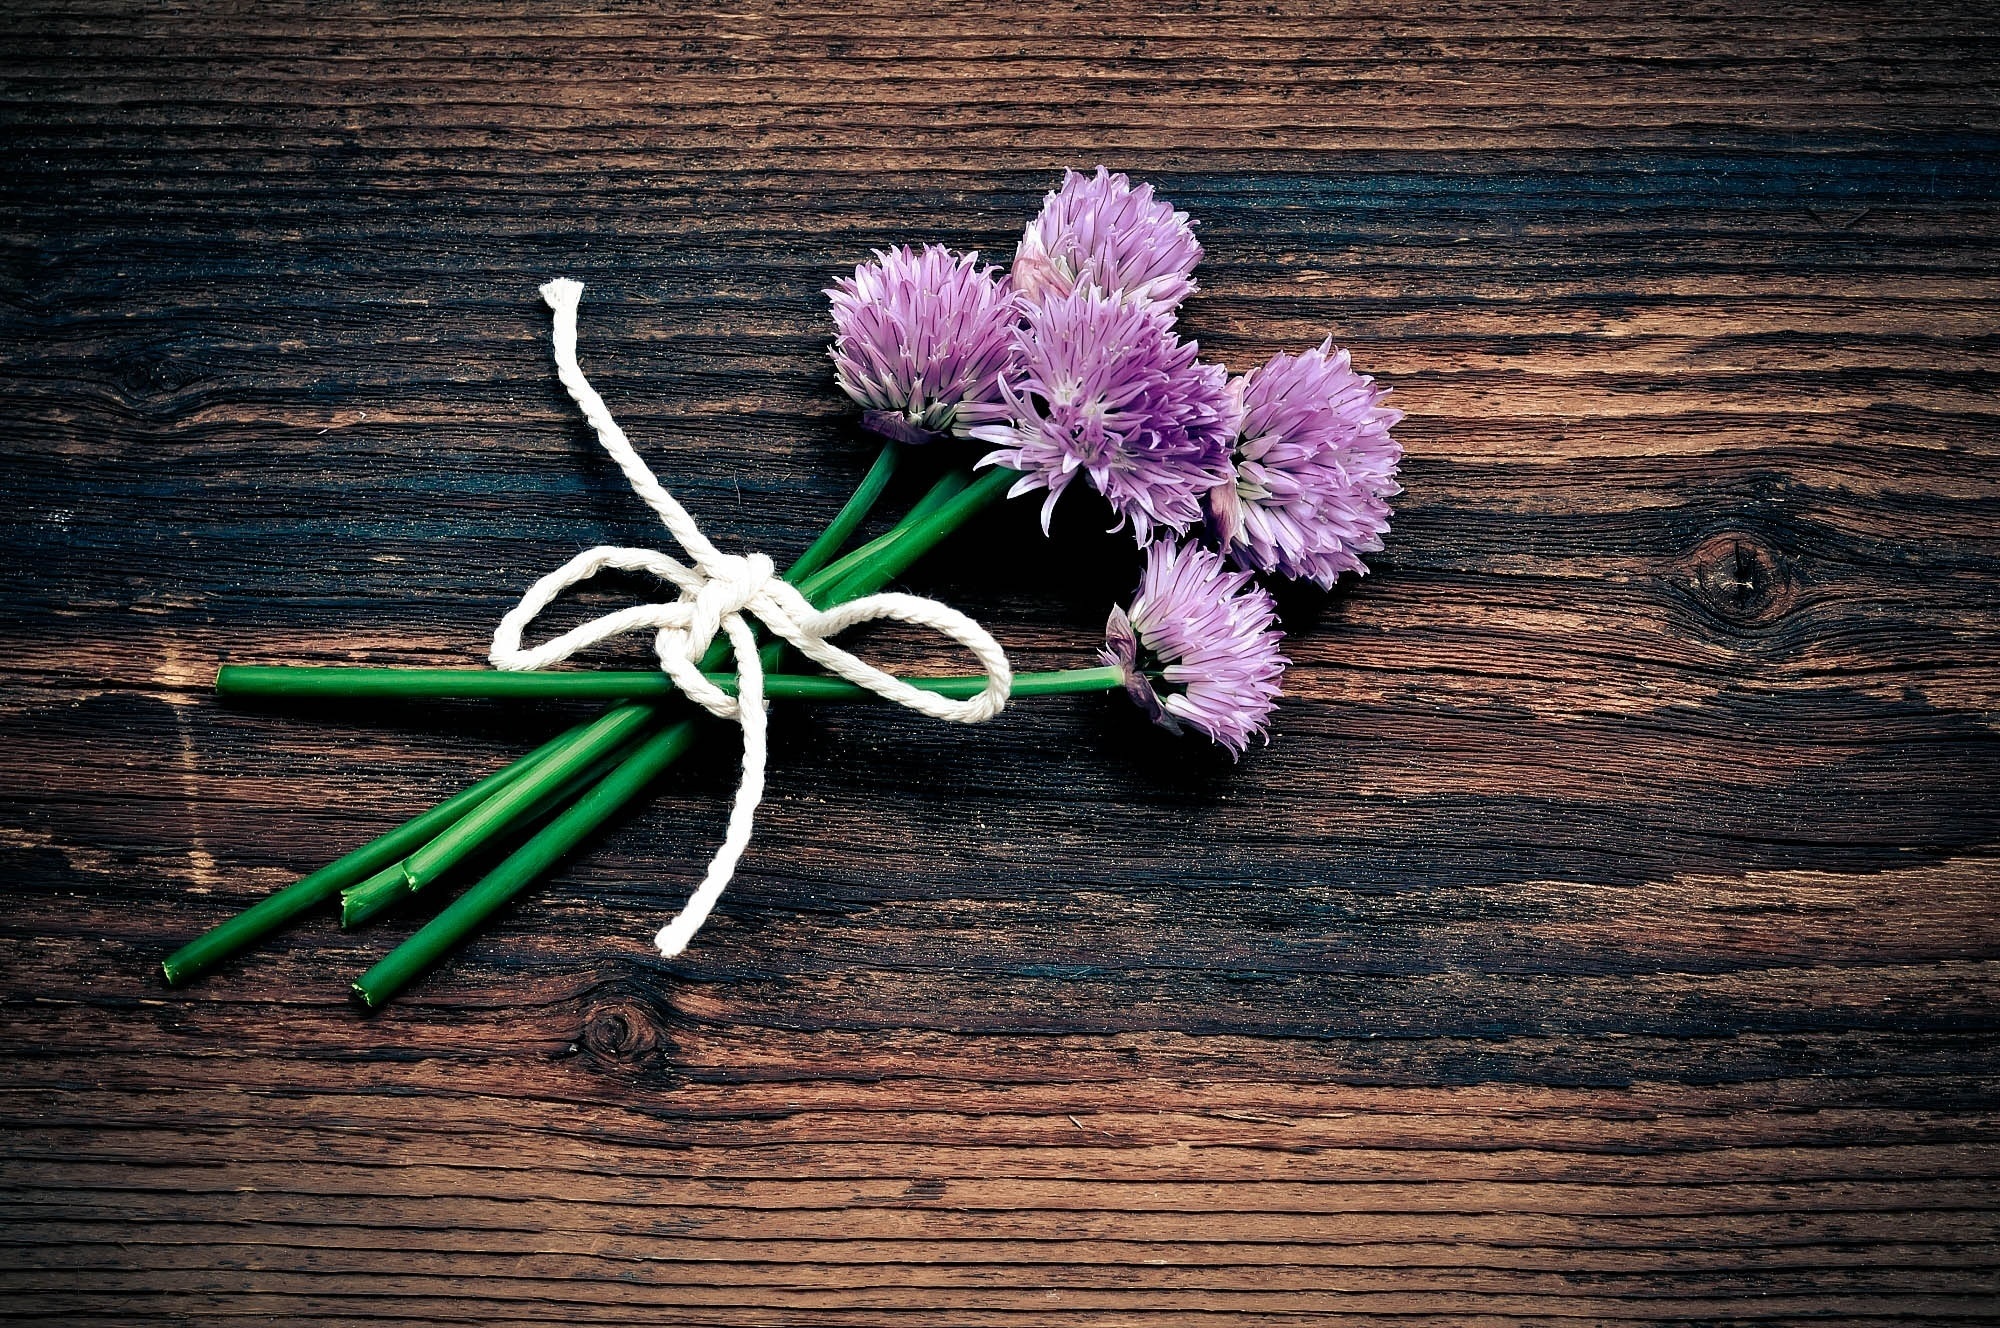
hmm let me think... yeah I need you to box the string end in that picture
[540,277,583,310]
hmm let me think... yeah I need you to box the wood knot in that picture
[575,979,674,1075]
[116,347,208,413]
[1683,530,1796,628]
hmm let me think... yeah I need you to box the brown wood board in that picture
[2,2,1997,1323]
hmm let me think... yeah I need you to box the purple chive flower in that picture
[826,244,1020,445]
[969,286,1234,543]
[1101,540,1287,756]
[1208,338,1404,587]
[1012,166,1203,313]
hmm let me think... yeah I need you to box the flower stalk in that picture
[802,465,1016,605]
[781,438,901,584]
[171,440,909,984]
[217,664,1123,704]
[178,450,1022,1002]
[352,719,705,1008]
[337,726,653,927]
[349,463,1030,1005]
[158,725,590,985]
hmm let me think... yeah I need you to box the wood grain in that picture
[2,1,1997,1323]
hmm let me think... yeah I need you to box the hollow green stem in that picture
[335,862,411,931]
[353,464,1027,1005]
[399,703,657,893]
[219,664,1128,704]
[352,719,705,1008]
[805,465,1018,605]
[338,727,652,928]
[180,446,910,981]
[897,463,975,525]
[354,639,790,1004]
[347,588,761,940]
[799,466,971,598]
[323,462,974,927]
[783,441,899,584]
[158,725,585,985]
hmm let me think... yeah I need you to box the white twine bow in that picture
[493,279,1012,957]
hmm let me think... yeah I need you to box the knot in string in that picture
[493,279,1011,958]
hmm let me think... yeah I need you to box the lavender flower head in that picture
[1101,540,1287,757]
[970,286,1234,543]
[1012,167,1203,313]
[1208,338,1404,587]
[826,244,1019,445]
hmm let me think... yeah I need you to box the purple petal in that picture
[1014,167,1202,315]
[1105,540,1287,756]
[1209,338,1403,586]
[827,244,1022,441]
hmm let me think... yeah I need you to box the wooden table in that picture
[5,4,1997,1323]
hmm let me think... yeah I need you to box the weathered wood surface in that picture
[3,2,1998,1322]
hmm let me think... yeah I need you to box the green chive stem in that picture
[398,704,657,892]
[352,720,703,1008]
[174,446,916,984]
[783,441,900,584]
[338,727,654,928]
[798,466,971,597]
[216,664,1123,704]
[157,725,585,985]
[299,464,967,912]
[353,464,1027,1004]
[336,862,413,930]
[804,466,1017,605]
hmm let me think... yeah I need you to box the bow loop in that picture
[499,278,1012,958]
[769,590,1011,726]
[490,546,698,674]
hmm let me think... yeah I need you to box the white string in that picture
[495,279,1012,958]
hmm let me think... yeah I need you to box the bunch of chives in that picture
[164,446,1125,1005]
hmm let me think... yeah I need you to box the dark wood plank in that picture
[2,1,1997,1323]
